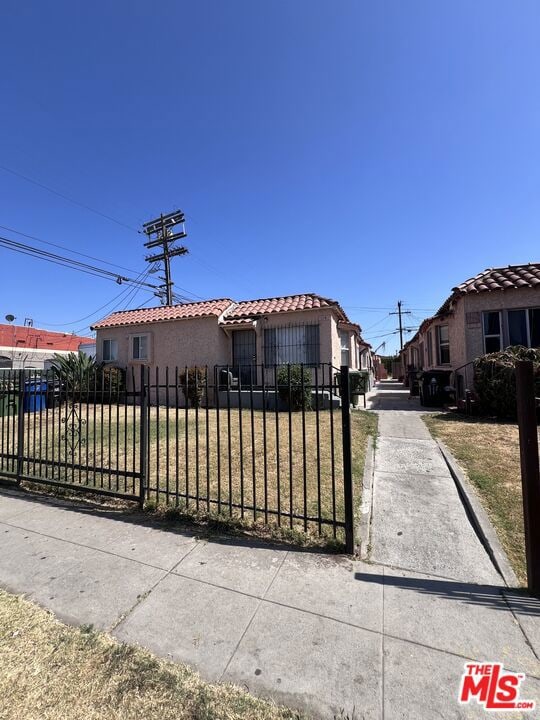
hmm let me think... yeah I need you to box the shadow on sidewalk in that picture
[354,571,540,616]
[0,486,323,556]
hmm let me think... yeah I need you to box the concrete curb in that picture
[357,435,375,559]
[436,439,520,588]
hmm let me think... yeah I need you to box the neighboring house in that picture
[399,263,540,397]
[0,324,94,370]
[91,293,371,398]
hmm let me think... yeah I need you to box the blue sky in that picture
[0,1,538,354]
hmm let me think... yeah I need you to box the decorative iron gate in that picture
[0,368,144,501]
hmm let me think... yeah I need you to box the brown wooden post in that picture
[515,359,540,594]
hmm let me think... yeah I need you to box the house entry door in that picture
[232,330,257,386]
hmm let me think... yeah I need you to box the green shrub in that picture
[49,352,126,402]
[179,367,206,408]
[474,346,540,419]
[277,364,311,411]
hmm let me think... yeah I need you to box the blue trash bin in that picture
[23,380,48,412]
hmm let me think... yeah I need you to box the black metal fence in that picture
[0,364,355,549]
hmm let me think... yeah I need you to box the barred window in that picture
[264,324,320,366]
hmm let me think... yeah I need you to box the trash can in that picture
[23,380,48,412]
[408,370,421,397]
[419,370,453,407]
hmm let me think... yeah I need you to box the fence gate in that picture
[0,369,144,501]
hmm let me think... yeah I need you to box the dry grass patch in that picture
[1,405,377,547]
[0,589,303,720]
[424,413,538,585]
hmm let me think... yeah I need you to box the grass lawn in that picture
[0,589,303,720]
[0,405,377,546]
[424,412,537,585]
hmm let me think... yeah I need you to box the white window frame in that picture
[130,333,150,362]
[339,330,350,368]
[427,330,433,366]
[437,325,450,365]
[482,311,502,354]
[102,338,118,362]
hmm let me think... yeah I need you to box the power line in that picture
[0,223,141,274]
[36,267,154,328]
[0,164,139,233]
[0,233,159,292]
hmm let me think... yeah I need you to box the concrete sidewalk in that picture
[0,382,539,718]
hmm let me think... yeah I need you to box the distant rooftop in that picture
[0,324,93,351]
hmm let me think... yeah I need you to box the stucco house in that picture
[399,263,540,398]
[91,293,371,398]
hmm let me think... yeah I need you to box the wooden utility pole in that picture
[142,210,188,306]
[515,359,540,595]
[390,300,412,350]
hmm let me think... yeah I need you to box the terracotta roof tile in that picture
[436,263,540,315]
[223,293,343,320]
[91,299,234,330]
[92,293,355,331]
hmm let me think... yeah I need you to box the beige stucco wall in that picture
[414,287,540,397]
[96,306,354,401]
[96,315,229,371]
[462,287,540,363]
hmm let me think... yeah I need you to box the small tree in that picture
[277,364,312,411]
[179,367,206,408]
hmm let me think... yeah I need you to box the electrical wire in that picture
[0,164,140,233]
[0,223,141,274]
[0,233,159,292]
[36,267,155,328]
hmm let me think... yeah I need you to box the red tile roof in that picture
[91,299,234,329]
[437,263,540,315]
[223,293,348,321]
[92,293,354,330]
[456,264,540,294]
[0,325,93,351]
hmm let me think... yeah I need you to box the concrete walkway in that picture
[0,380,539,718]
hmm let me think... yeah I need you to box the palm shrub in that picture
[179,367,206,408]
[49,352,125,401]
[474,346,540,419]
[277,364,312,411]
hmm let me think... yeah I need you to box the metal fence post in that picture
[515,359,540,595]
[340,365,355,553]
[139,365,149,508]
[16,370,25,484]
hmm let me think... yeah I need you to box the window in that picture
[264,324,320,365]
[131,334,149,361]
[508,308,540,348]
[339,331,350,367]
[427,330,433,366]
[483,311,502,353]
[437,325,450,364]
[102,339,118,362]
